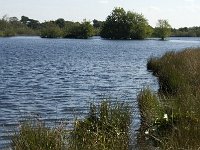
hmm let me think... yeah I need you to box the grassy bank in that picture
[11,101,132,150]
[138,48,200,149]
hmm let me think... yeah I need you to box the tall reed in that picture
[139,48,200,149]
[11,101,132,150]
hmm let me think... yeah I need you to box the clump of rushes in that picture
[11,119,68,150]
[69,101,132,150]
[11,119,67,150]
[138,48,200,149]
[138,88,163,126]
[11,101,132,150]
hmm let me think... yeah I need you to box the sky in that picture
[0,0,200,28]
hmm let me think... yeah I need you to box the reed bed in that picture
[11,101,132,150]
[138,48,200,149]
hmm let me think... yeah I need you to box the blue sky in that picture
[0,0,200,28]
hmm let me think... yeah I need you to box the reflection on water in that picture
[0,36,200,148]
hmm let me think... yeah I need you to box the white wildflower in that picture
[117,132,120,136]
[164,114,168,121]
[145,130,149,135]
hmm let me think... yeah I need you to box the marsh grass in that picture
[11,101,132,150]
[69,101,132,150]
[139,48,200,149]
[11,119,68,150]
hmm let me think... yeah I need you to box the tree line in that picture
[0,7,199,40]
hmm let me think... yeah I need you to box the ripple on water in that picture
[1,37,200,148]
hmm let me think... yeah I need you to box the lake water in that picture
[0,36,200,148]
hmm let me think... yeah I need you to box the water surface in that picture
[0,36,200,148]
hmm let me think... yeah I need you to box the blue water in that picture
[0,36,200,148]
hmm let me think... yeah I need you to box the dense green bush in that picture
[41,21,62,38]
[100,7,152,40]
[64,20,94,39]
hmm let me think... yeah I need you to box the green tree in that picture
[20,16,29,24]
[79,20,94,38]
[154,19,171,40]
[93,19,103,35]
[20,16,40,29]
[100,7,151,40]
[101,7,129,39]
[127,11,152,39]
[93,19,103,28]
[55,18,65,28]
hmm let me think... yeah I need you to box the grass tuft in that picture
[11,119,66,150]
[69,101,132,150]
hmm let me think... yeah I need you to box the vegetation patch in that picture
[11,101,132,150]
[138,48,200,149]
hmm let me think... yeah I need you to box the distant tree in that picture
[64,20,94,39]
[154,19,171,40]
[2,15,9,21]
[64,22,81,38]
[93,19,103,28]
[101,7,129,39]
[20,16,30,24]
[127,11,152,39]
[79,20,94,38]
[41,21,62,38]
[55,18,65,28]
[20,16,40,29]
[9,17,19,23]
[92,19,103,36]
[100,7,151,39]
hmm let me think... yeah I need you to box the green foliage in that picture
[93,19,103,28]
[127,11,152,39]
[139,48,200,149]
[172,26,200,37]
[100,7,151,40]
[11,101,131,150]
[41,21,62,38]
[11,120,66,150]
[69,101,131,150]
[0,16,39,37]
[93,19,103,36]
[55,18,65,28]
[20,16,40,30]
[138,89,163,125]
[40,19,94,39]
[64,20,94,39]
[101,7,129,39]
[154,19,171,40]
